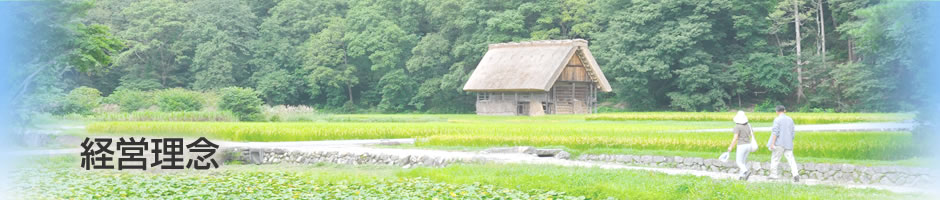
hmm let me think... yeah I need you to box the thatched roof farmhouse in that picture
[463,39,612,116]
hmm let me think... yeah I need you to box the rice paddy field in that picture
[587,112,913,124]
[12,156,923,200]
[84,112,924,165]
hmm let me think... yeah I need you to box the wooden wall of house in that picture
[551,81,595,114]
[558,53,590,82]
[475,92,549,115]
[475,100,516,115]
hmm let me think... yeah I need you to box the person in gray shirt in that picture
[727,111,755,181]
[768,105,800,182]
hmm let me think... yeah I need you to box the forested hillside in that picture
[13,0,932,113]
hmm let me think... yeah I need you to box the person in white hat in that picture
[727,110,756,180]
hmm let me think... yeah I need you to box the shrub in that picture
[268,114,281,122]
[155,88,204,112]
[60,86,102,115]
[104,89,154,112]
[219,87,263,121]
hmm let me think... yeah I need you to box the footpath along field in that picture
[85,112,923,165]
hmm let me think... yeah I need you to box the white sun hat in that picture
[733,110,748,124]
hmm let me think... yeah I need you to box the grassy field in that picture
[12,156,924,199]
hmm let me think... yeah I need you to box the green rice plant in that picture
[586,112,913,124]
[86,120,920,161]
[420,131,920,161]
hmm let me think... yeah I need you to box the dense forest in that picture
[10,0,933,113]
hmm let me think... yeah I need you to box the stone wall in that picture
[221,146,571,169]
[576,154,934,186]
[221,147,463,168]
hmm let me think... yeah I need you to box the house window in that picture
[478,93,489,101]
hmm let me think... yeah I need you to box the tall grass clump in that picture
[263,105,317,122]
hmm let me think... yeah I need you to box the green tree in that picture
[116,0,190,88]
[186,0,259,90]
[524,0,597,39]
[405,33,457,110]
[55,0,925,113]
[11,0,123,120]
[250,0,348,105]
[303,17,358,105]
[593,0,733,111]
[727,0,794,108]
[835,0,923,111]
[344,0,419,111]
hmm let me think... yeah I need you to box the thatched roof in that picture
[463,39,613,92]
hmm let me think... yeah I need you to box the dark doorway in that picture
[517,102,530,115]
